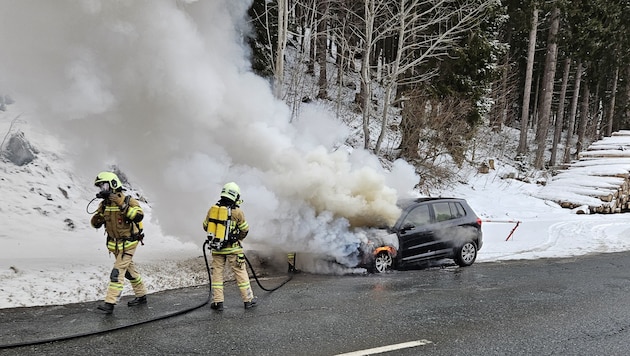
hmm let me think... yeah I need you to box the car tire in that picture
[454,241,477,267]
[373,251,394,273]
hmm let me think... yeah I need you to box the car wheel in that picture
[454,241,477,267]
[373,251,393,273]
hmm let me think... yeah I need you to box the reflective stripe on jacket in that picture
[107,238,140,252]
[91,195,143,252]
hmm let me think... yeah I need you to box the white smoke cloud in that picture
[0,0,418,268]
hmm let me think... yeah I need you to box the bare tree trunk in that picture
[625,65,630,127]
[534,6,560,169]
[517,6,539,156]
[549,58,571,166]
[375,0,407,154]
[605,66,619,136]
[335,31,346,118]
[360,0,375,150]
[336,39,344,85]
[576,80,590,154]
[531,73,540,130]
[273,0,288,99]
[590,83,601,141]
[493,52,510,132]
[563,60,583,163]
[375,84,393,154]
[316,0,328,99]
[307,19,315,75]
[399,92,429,160]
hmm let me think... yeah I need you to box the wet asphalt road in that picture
[3,252,630,355]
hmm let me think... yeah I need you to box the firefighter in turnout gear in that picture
[90,171,147,314]
[203,182,256,310]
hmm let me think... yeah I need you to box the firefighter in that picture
[203,182,257,310]
[90,171,147,314]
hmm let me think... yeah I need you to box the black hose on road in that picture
[245,253,293,292]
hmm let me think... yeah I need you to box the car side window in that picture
[434,202,455,222]
[433,202,466,221]
[403,204,431,227]
[453,202,466,218]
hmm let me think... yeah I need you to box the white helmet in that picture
[220,182,241,203]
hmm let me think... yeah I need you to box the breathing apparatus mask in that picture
[96,182,111,199]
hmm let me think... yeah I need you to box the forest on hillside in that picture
[244,0,630,176]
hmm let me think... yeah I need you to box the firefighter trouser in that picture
[211,253,254,304]
[104,245,147,304]
[288,252,296,267]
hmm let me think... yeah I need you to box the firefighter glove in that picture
[237,253,245,268]
[238,230,249,240]
[96,190,110,199]
[91,213,105,228]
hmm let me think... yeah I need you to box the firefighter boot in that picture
[210,302,224,311]
[127,295,147,307]
[288,263,301,274]
[97,302,114,314]
[244,297,258,309]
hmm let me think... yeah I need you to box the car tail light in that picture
[476,217,482,227]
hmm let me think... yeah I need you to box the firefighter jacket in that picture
[202,204,249,255]
[91,192,144,253]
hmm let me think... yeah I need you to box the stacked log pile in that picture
[537,130,630,213]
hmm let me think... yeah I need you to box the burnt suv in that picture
[364,197,483,273]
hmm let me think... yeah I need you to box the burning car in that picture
[359,197,483,273]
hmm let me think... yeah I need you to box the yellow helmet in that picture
[220,182,241,203]
[94,171,123,192]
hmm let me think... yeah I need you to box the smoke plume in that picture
[0,0,418,268]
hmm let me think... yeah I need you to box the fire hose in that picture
[0,240,292,350]
[205,240,294,293]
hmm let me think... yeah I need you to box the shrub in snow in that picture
[2,131,38,166]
